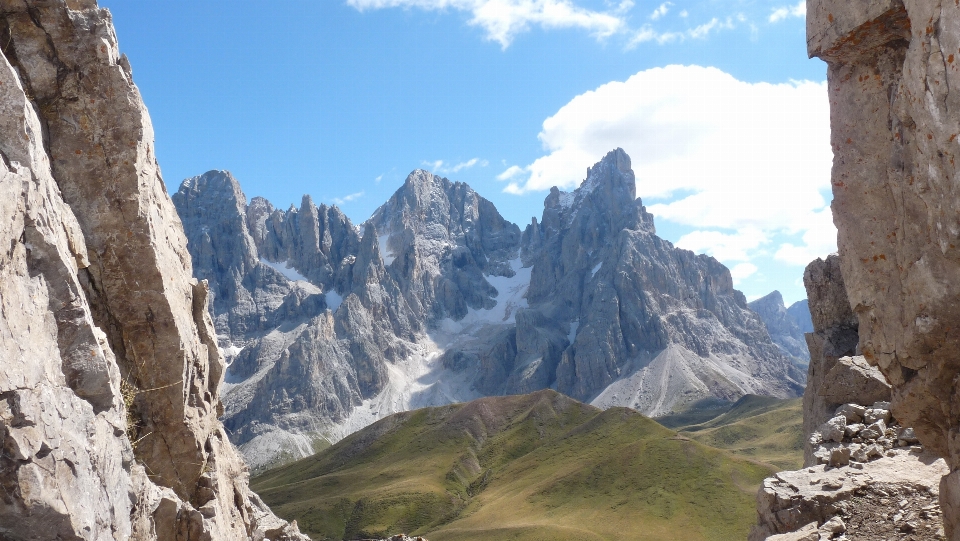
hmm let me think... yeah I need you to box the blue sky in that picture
[101,0,830,306]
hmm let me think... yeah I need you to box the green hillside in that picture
[252,390,776,541]
[675,395,804,471]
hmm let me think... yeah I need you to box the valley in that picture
[252,390,801,541]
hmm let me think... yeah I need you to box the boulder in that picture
[817,356,891,406]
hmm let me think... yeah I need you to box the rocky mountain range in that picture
[748,291,812,368]
[174,148,805,472]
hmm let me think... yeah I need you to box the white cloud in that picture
[374,174,383,183]
[333,191,365,205]
[629,16,733,46]
[497,164,526,180]
[774,207,837,265]
[650,2,670,20]
[503,65,834,267]
[769,1,805,23]
[347,0,625,48]
[730,262,758,284]
[679,9,688,18]
[425,157,487,175]
[675,227,768,262]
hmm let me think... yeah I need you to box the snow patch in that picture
[378,234,396,265]
[328,338,482,441]
[434,257,532,338]
[558,191,575,208]
[260,258,308,282]
[591,262,602,277]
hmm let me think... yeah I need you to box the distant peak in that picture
[176,170,245,206]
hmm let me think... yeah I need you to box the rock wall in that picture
[801,256,862,465]
[0,1,304,539]
[750,255,942,540]
[808,0,960,537]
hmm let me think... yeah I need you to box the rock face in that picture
[520,149,804,413]
[751,254,940,541]
[801,256,865,466]
[808,1,960,537]
[178,148,803,471]
[749,291,812,367]
[0,1,304,539]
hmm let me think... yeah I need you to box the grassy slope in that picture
[252,390,776,541]
[676,395,804,471]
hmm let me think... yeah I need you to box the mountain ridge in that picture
[173,148,804,472]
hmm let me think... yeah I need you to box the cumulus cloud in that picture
[730,263,759,285]
[504,64,834,266]
[346,0,626,48]
[333,191,365,205]
[774,207,837,265]
[769,1,805,23]
[497,164,526,180]
[650,2,670,20]
[675,227,769,262]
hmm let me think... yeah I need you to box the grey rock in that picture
[860,420,887,440]
[836,403,866,423]
[819,416,847,443]
[844,423,865,438]
[899,427,919,444]
[820,516,846,535]
[178,148,803,469]
[829,446,851,467]
[864,407,892,425]
[817,356,891,407]
[749,290,811,368]
[801,255,861,466]
[0,2,304,539]
[750,449,947,541]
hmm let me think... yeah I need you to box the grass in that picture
[673,395,804,471]
[252,390,780,541]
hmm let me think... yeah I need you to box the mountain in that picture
[748,291,812,367]
[251,390,775,541]
[174,148,804,472]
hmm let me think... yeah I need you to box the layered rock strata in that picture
[0,1,304,539]
[178,149,803,471]
[808,1,960,537]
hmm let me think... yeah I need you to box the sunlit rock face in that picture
[0,1,304,538]
[808,0,960,537]
[178,149,802,472]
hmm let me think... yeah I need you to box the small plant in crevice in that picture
[120,377,182,450]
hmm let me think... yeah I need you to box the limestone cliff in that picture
[808,0,960,537]
[0,1,304,539]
